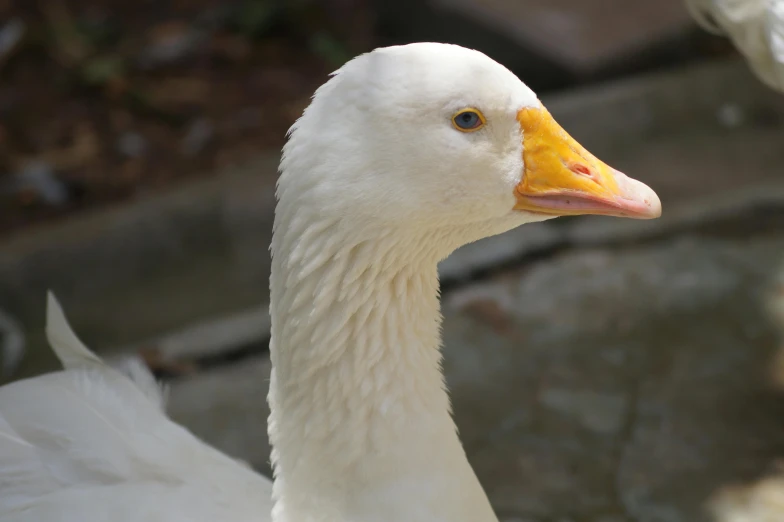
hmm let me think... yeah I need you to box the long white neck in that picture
[267,207,498,521]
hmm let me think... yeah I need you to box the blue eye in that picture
[452,109,485,131]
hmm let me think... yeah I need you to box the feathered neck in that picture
[267,199,498,521]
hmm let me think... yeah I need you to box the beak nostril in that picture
[570,163,594,178]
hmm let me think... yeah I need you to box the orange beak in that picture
[514,105,661,219]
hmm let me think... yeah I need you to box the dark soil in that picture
[0,0,375,236]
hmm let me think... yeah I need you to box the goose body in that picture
[687,0,784,92]
[0,294,273,522]
[0,43,660,522]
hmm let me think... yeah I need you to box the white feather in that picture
[44,292,102,369]
[110,355,168,410]
[46,292,167,408]
[0,294,273,521]
[686,0,784,92]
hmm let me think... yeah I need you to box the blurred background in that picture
[2,0,784,521]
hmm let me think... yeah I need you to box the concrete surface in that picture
[444,236,784,522]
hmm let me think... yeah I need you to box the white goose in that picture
[0,43,661,522]
[686,0,784,92]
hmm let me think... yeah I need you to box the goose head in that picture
[271,43,662,522]
[278,42,660,257]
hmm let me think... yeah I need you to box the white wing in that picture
[686,0,784,93]
[0,294,273,522]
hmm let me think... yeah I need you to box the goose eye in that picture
[452,109,485,132]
